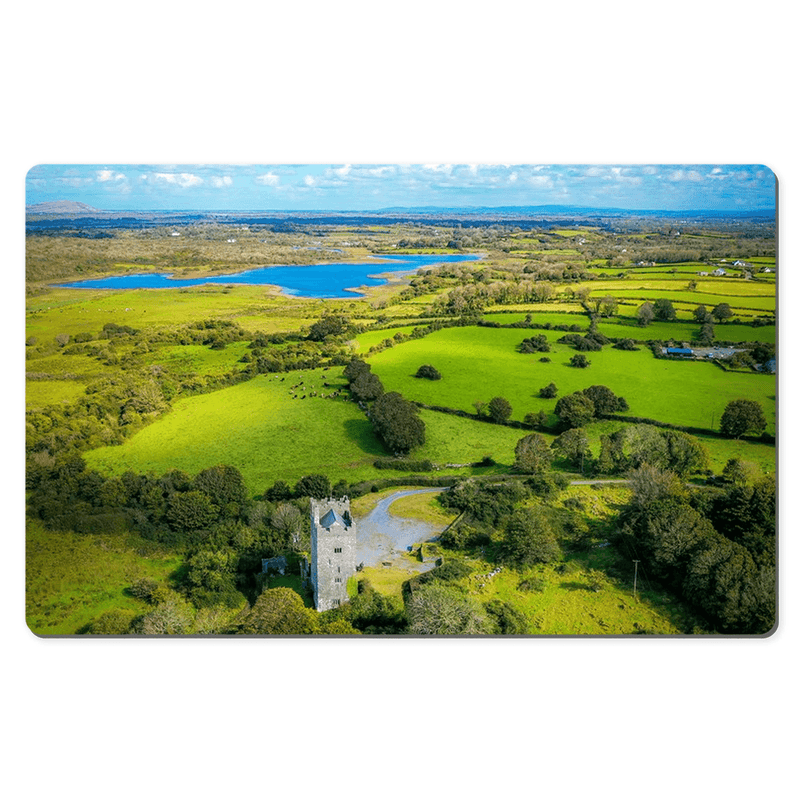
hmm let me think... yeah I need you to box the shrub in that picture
[569,354,590,368]
[538,382,558,399]
[127,578,159,602]
[294,474,332,498]
[518,575,547,593]
[485,599,529,634]
[86,609,138,635]
[488,396,513,423]
[415,364,442,380]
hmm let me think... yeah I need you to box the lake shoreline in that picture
[50,253,483,299]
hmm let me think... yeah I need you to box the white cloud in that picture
[255,172,280,187]
[96,169,126,183]
[153,172,203,188]
[211,176,233,188]
[58,176,94,188]
[304,175,316,187]
[527,174,553,188]
[422,163,453,174]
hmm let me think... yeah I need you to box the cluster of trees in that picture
[519,334,551,354]
[594,425,708,477]
[517,418,708,480]
[306,314,355,342]
[473,396,513,423]
[27,456,379,633]
[553,385,629,429]
[557,328,610,352]
[720,399,767,438]
[619,465,775,633]
[438,476,576,569]
[343,358,426,453]
[636,298,677,325]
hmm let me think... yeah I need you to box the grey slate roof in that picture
[319,508,346,528]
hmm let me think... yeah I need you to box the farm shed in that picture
[664,347,694,358]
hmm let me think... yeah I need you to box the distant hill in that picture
[26,201,104,215]
[376,204,773,218]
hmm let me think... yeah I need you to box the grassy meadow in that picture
[82,369,531,490]
[355,486,702,634]
[26,520,183,635]
[365,325,776,434]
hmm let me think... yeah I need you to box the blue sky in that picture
[26,164,776,212]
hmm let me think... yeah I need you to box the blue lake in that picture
[54,253,481,298]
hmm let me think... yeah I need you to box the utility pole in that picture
[633,560,640,602]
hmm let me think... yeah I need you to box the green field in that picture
[25,284,331,340]
[26,379,89,409]
[601,289,774,313]
[26,521,183,635]
[354,325,420,351]
[83,368,531,491]
[154,342,252,375]
[360,486,701,634]
[592,318,776,344]
[365,326,776,434]
[480,310,590,326]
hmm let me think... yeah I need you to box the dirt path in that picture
[355,488,445,568]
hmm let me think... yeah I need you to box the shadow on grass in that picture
[342,417,387,457]
[559,581,593,591]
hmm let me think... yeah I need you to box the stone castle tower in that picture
[309,497,357,612]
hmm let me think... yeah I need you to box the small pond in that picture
[53,253,481,298]
[356,488,449,568]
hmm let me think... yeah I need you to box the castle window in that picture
[335,577,342,583]
[334,547,342,554]
[332,599,340,606]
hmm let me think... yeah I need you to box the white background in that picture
[4,3,795,798]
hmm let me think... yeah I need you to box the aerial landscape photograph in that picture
[25,163,777,637]
[10,4,797,798]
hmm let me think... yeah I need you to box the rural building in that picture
[307,497,357,611]
[664,347,694,358]
[712,268,727,276]
[761,359,776,373]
